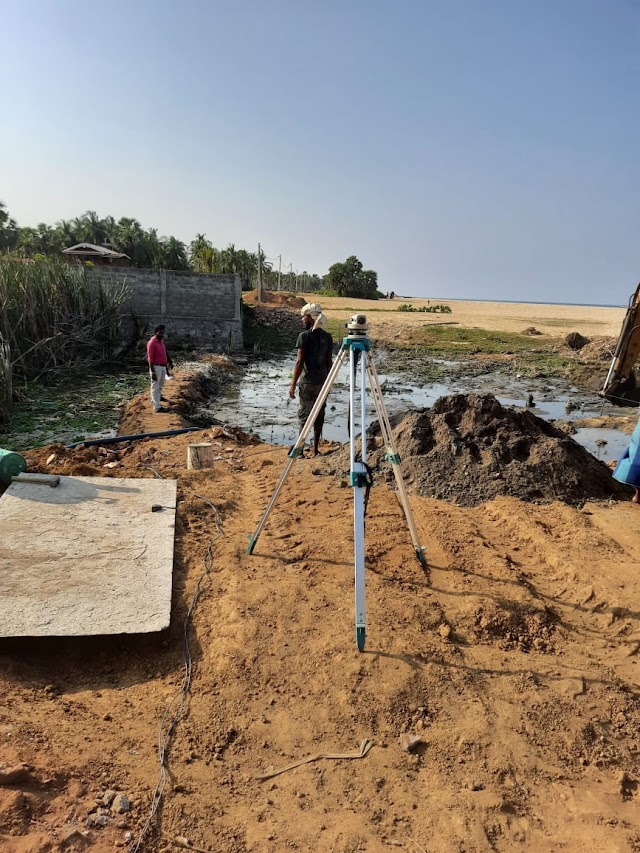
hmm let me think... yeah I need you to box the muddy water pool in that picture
[211,354,633,463]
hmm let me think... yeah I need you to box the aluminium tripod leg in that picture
[247,347,349,554]
[365,358,427,570]
[350,346,368,651]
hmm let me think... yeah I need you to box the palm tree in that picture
[54,219,78,249]
[35,223,57,254]
[161,236,188,271]
[74,210,109,245]
[236,248,256,289]
[189,233,213,271]
[114,218,145,265]
[0,202,18,252]
[145,228,163,268]
[221,243,241,275]
[101,216,118,247]
[0,201,11,229]
[16,227,39,256]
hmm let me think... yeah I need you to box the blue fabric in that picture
[613,414,640,488]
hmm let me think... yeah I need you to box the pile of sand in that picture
[364,393,631,507]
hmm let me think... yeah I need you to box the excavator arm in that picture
[601,282,640,407]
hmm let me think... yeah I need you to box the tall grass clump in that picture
[0,259,130,420]
[0,333,11,424]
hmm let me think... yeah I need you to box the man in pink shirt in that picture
[146,324,173,413]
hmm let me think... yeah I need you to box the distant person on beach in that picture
[147,324,173,413]
[289,303,333,456]
[612,416,640,503]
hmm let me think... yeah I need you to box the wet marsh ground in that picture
[0,318,630,466]
[212,347,632,464]
[0,369,147,452]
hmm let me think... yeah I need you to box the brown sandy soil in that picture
[3,421,640,852]
[119,356,241,437]
[298,293,626,340]
[118,371,190,436]
[244,291,305,310]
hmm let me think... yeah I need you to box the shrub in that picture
[418,304,452,314]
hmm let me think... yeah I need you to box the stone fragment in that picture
[111,793,131,814]
[579,585,594,605]
[438,623,452,640]
[59,826,82,844]
[101,789,117,807]
[399,733,425,753]
[0,764,33,786]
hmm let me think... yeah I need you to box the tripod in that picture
[247,314,427,651]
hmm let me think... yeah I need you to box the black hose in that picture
[66,426,203,449]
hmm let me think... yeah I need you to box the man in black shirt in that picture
[289,302,333,456]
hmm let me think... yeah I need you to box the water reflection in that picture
[210,354,630,460]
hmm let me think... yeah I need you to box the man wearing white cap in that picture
[289,302,333,456]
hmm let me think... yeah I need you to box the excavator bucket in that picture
[600,283,640,407]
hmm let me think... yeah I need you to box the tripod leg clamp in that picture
[350,471,371,488]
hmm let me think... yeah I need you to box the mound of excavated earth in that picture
[366,393,631,507]
[243,288,305,308]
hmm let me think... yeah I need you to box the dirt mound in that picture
[470,600,559,653]
[575,336,616,363]
[245,305,303,338]
[565,331,591,350]
[18,424,258,484]
[365,393,631,506]
[243,289,306,309]
[118,356,241,436]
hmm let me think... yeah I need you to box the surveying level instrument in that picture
[247,314,427,651]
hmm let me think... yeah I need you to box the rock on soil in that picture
[365,393,631,507]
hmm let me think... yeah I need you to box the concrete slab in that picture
[0,476,177,637]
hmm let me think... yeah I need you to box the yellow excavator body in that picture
[601,283,640,407]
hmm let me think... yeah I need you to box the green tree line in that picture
[0,202,380,297]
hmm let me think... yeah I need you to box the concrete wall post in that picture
[159,270,167,318]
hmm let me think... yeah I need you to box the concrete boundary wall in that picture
[86,267,243,351]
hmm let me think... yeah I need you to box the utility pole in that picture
[289,263,293,292]
[277,255,282,291]
[257,242,262,305]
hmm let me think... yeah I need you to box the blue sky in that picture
[2,0,639,303]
